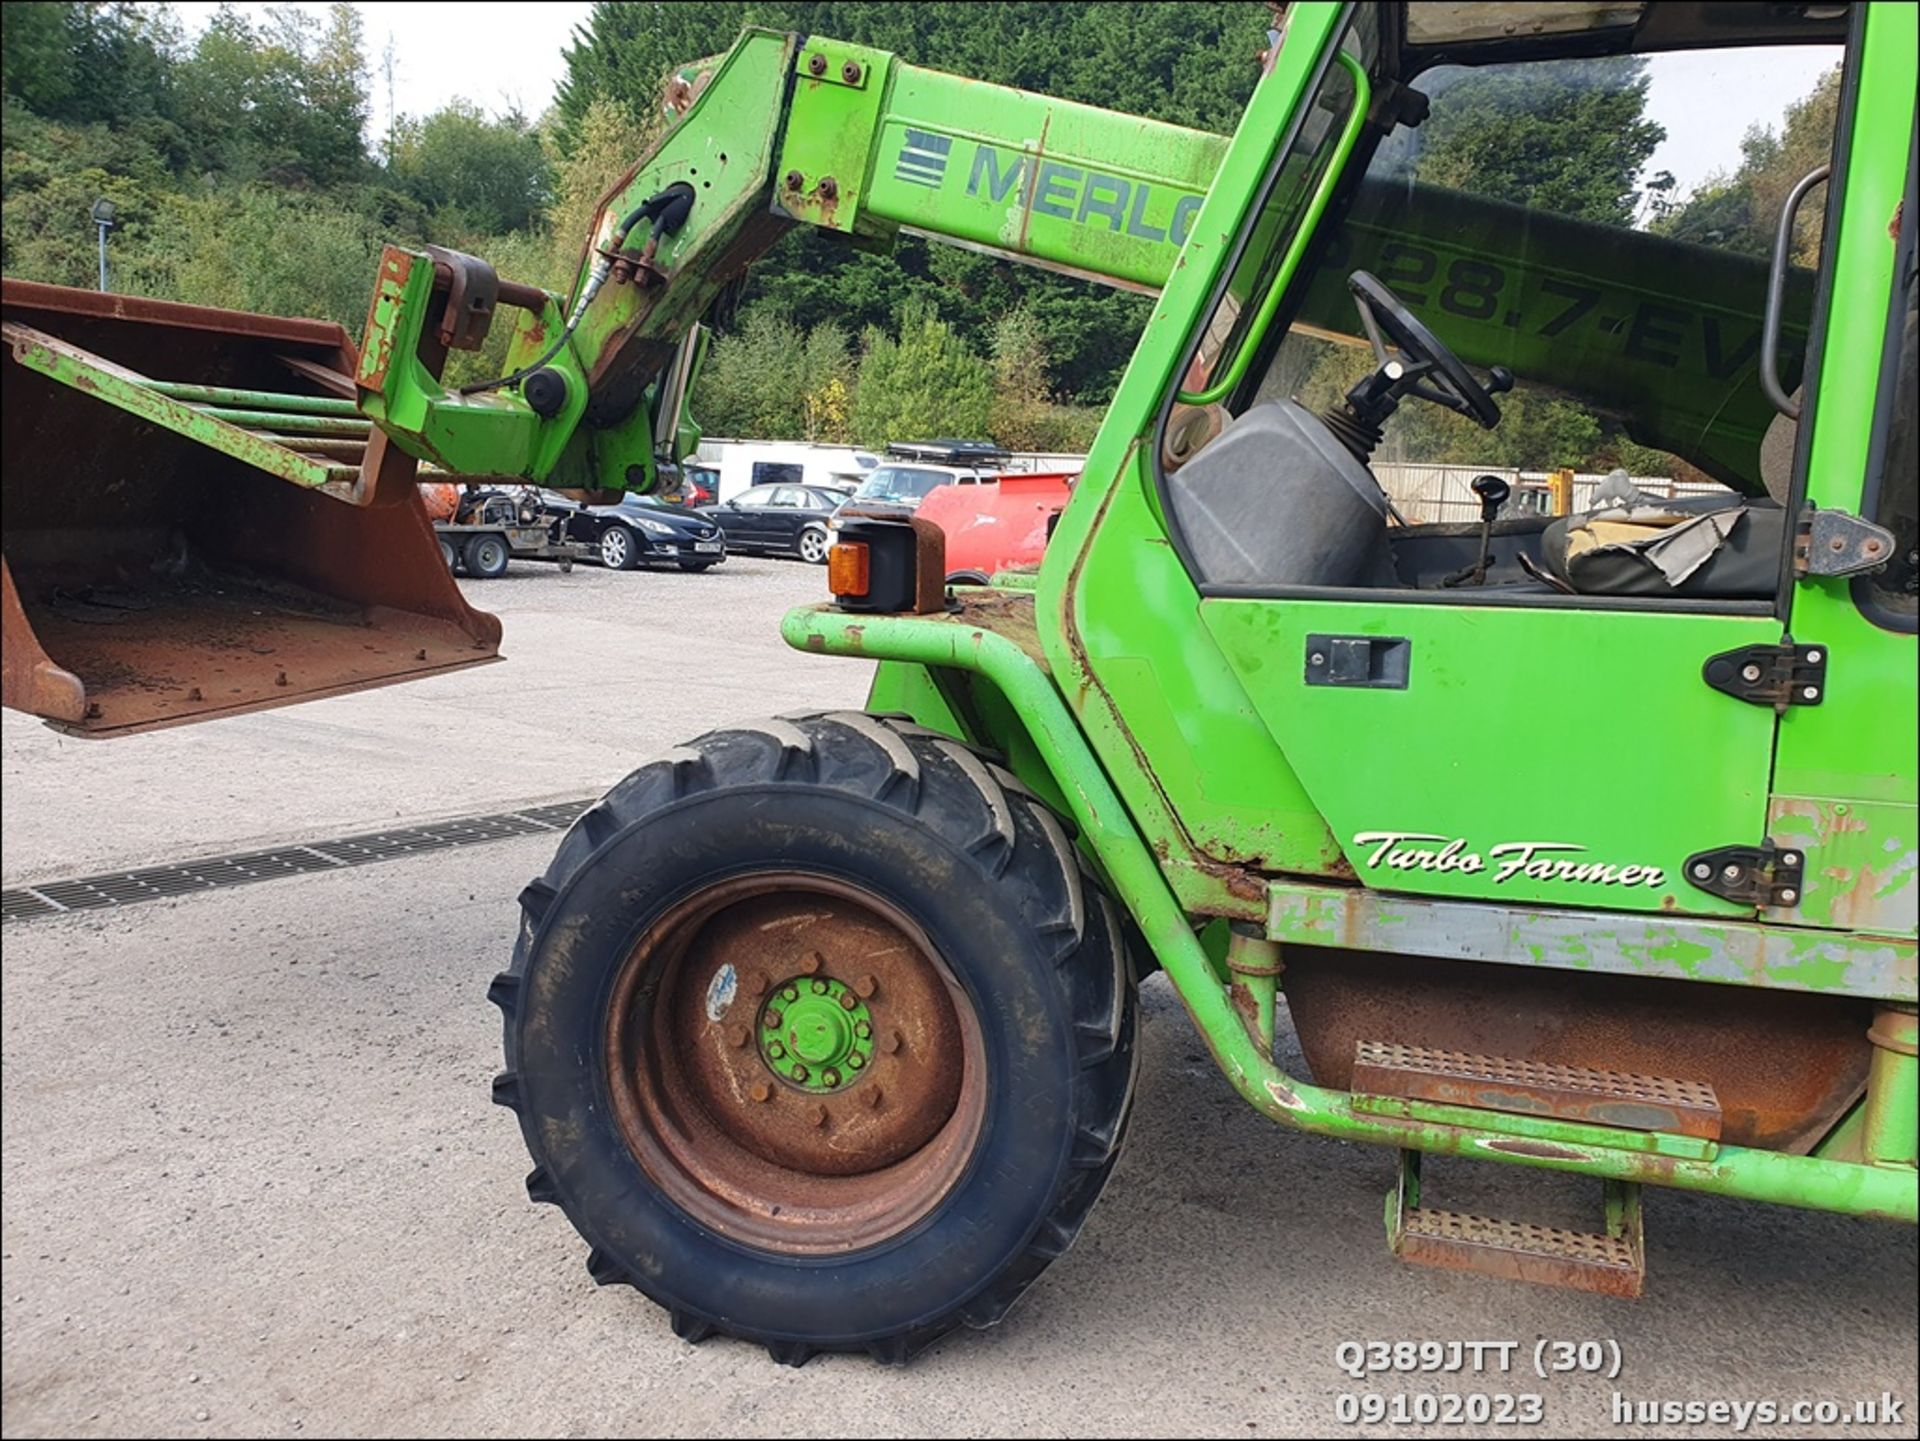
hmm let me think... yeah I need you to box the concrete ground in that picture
[1,560,862,887]
[3,560,1915,1439]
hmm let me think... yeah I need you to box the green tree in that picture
[557,2,1270,403]
[173,3,368,185]
[134,185,388,329]
[539,96,657,293]
[986,305,1099,450]
[849,303,994,447]
[392,102,550,234]
[694,309,855,439]
[1657,65,1841,264]
[1409,57,1666,225]
[1,3,84,117]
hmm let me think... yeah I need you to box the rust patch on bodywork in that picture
[1285,945,1870,1151]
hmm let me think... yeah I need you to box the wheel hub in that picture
[761,977,873,1090]
[607,874,982,1252]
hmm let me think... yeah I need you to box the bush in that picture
[694,309,853,441]
[850,304,993,449]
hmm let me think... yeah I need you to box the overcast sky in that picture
[173,1,594,132]
[173,4,1836,199]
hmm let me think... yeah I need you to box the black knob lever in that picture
[1443,474,1513,588]
[1472,473,1511,523]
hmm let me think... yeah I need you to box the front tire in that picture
[489,714,1137,1365]
[600,525,639,570]
[797,524,829,564]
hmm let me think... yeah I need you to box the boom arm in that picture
[356,25,1817,501]
[356,29,1228,498]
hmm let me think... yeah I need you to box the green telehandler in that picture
[2,0,1914,1366]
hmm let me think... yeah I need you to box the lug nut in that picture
[791,1063,810,1082]
[854,974,877,999]
[765,1009,783,1029]
[811,979,828,995]
[799,952,822,975]
[784,986,798,1001]
[810,1104,829,1128]
[847,1054,865,1072]
[881,1030,903,1056]
[727,1025,750,1049]
[768,1041,786,1060]
[855,1020,872,1039]
[750,1081,771,1103]
[748,973,769,996]
[840,992,858,1011]
[823,1068,840,1087]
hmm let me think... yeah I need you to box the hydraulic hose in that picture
[460,182,697,396]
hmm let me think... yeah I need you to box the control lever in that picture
[1441,474,1511,588]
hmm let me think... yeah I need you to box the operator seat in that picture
[1538,407,1795,599]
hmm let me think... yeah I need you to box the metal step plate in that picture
[1353,1041,1722,1140]
[1396,1206,1645,1299]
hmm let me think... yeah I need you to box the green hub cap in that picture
[761,976,873,1091]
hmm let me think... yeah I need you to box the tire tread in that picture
[497,713,1138,1364]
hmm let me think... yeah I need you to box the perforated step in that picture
[1385,1149,1646,1298]
[1397,1206,1644,1298]
[1353,1041,1722,1140]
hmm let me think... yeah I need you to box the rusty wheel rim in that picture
[605,872,988,1254]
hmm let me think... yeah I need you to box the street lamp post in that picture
[90,198,116,292]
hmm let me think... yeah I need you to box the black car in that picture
[538,492,727,571]
[699,483,844,564]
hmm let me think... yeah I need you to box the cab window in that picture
[1160,18,1845,608]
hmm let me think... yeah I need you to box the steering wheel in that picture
[1348,271,1512,428]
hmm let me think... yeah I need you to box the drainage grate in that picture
[2,798,593,923]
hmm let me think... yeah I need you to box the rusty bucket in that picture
[2,280,500,736]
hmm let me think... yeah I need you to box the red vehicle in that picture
[914,470,1076,583]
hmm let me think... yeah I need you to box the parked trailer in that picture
[420,484,585,578]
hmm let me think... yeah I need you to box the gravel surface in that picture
[2,557,866,886]
[3,558,1915,1438]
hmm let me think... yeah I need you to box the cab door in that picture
[1176,23,1864,922]
[1764,19,1917,937]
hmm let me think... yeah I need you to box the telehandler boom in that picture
[3,0,1914,1365]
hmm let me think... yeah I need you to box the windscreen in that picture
[852,466,950,503]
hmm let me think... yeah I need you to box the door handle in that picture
[1305,634,1411,689]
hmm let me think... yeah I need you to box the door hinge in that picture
[1702,640,1826,711]
[1683,840,1805,909]
[1795,508,1897,579]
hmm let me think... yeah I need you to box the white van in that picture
[694,440,878,503]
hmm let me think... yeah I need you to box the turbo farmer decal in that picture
[1354,832,1668,889]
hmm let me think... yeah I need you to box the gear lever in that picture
[1442,474,1511,587]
